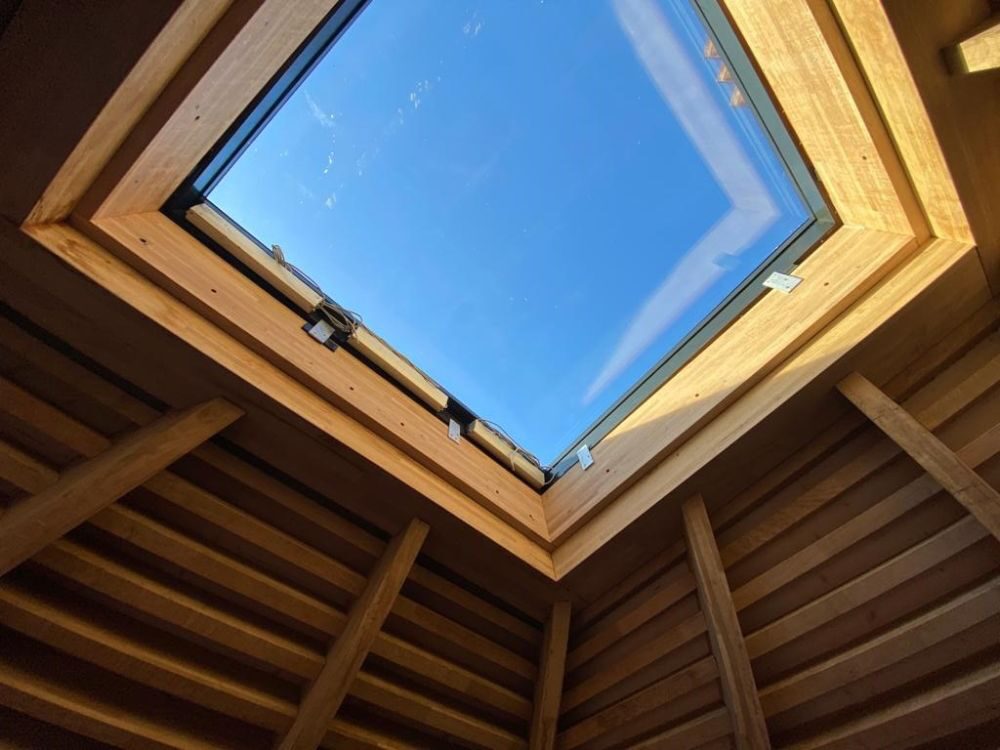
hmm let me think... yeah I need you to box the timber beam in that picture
[275,518,429,750]
[838,371,1000,541]
[0,393,242,576]
[683,494,770,750]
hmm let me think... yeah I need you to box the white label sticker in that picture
[577,444,594,470]
[448,419,462,443]
[763,271,803,294]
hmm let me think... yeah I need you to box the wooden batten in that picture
[945,14,1000,74]
[186,203,325,313]
[468,420,547,490]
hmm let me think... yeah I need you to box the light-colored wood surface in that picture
[22,2,232,225]
[276,519,428,750]
[946,14,1000,74]
[468,420,546,490]
[79,212,550,544]
[187,203,325,313]
[884,0,1000,293]
[545,226,917,541]
[350,326,450,413]
[721,0,922,235]
[554,309,1000,749]
[79,0,341,219]
[838,371,1000,541]
[0,393,242,576]
[18,219,554,577]
[528,601,570,750]
[552,235,982,577]
[830,0,970,244]
[683,495,770,750]
[0,317,541,746]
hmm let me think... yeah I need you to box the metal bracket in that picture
[763,271,803,294]
[577,444,595,470]
[448,419,462,443]
[303,319,338,350]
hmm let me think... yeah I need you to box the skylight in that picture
[180,0,829,472]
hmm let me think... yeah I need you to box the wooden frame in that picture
[4,0,994,580]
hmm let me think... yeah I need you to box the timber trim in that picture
[528,601,571,750]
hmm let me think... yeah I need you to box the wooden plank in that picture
[785,659,1000,750]
[733,421,1000,611]
[561,610,706,714]
[0,397,242,576]
[552,236,983,578]
[187,203,325,313]
[23,2,232,224]
[830,0,970,243]
[545,227,916,541]
[632,708,732,750]
[79,0,339,218]
[558,656,718,750]
[883,0,1000,293]
[15,220,554,576]
[837,371,1000,540]
[760,575,1000,718]
[82,213,547,541]
[0,313,545,640]
[745,514,989,659]
[945,15,1000,74]
[277,519,428,750]
[722,0,922,234]
[0,379,538,695]
[683,495,770,750]
[528,601,571,750]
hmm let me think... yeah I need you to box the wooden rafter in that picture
[682,495,770,750]
[838,371,1000,541]
[945,13,1000,74]
[275,518,429,750]
[528,601,571,750]
[0,395,242,576]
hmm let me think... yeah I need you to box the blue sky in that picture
[211,0,808,465]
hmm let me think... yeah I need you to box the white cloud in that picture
[582,0,780,404]
[303,89,337,129]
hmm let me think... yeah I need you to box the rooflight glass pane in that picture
[209,0,811,465]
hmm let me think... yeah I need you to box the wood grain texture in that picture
[187,203,324,312]
[830,0,970,243]
[883,0,1000,293]
[721,0,922,234]
[544,227,914,541]
[683,496,770,750]
[528,601,570,750]
[552,235,982,578]
[946,14,1000,74]
[81,213,549,545]
[0,395,242,576]
[79,0,339,219]
[276,519,428,750]
[18,220,554,577]
[22,1,232,224]
[838,371,1000,540]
